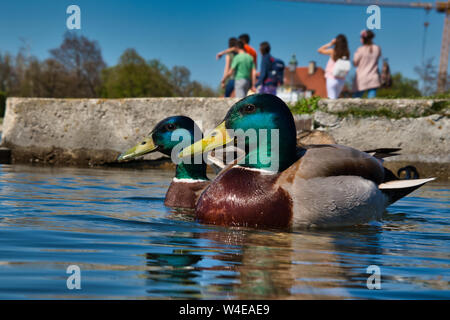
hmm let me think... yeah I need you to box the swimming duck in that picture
[118,116,210,209]
[179,94,434,229]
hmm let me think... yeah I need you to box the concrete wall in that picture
[1,97,448,179]
[311,111,449,181]
[1,97,238,165]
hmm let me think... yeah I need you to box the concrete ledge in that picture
[312,111,449,181]
[1,97,239,165]
[1,97,449,180]
[313,113,449,164]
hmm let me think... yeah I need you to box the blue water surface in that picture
[0,164,448,299]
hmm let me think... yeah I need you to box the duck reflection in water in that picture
[143,225,383,299]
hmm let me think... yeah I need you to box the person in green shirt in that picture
[221,40,256,98]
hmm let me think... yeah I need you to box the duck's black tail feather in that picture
[379,178,435,205]
[364,148,402,159]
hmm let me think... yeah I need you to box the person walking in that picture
[221,40,256,98]
[216,33,257,68]
[238,34,257,68]
[318,34,350,99]
[221,37,238,97]
[255,41,277,95]
[353,30,381,98]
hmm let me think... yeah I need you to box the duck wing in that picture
[287,144,434,205]
[291,144,386,184]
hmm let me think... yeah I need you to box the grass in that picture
[425,100,450,115]
[289,96,321,114]
[334,107,411,119]
[288,96,449,118]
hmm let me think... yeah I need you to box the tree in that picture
[0,52,16,93]
[101,49,174,98]
[168,65,217,97]
[0,35,216,102]
[50,32,106,97]
[170,66,191,96]
[377,73,422,98]
[414,58,438,96]
[39,59,71,98]
[187,80,217,97]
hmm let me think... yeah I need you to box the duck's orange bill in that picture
[178,121,233,158]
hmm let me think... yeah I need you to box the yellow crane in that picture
[283,0,450,93]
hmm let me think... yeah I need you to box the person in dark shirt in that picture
[255,41,277,95]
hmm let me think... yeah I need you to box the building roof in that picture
[283,66,327,98]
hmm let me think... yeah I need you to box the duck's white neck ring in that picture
[172,177,208,183]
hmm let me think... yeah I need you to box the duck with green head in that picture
[179,94,434,229]
[118,116,210,209]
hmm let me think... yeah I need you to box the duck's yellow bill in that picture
[178,121,232,158]
[117,134,157,161]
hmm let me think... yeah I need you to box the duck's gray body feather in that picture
[282,176,387,228]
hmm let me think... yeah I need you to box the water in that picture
[0,164,448,299]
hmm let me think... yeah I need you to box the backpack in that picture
[268,56,285,85]
[333,56,351,78]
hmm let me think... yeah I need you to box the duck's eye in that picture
[242,104,256,114]
[165,123,176,131]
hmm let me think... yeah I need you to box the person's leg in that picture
[367,88,377,98]
[225,79,234,97]
[326,78,338,99]
[234,79,246,98]
[335,79,346,98]
[353,90,364,98]
[243,79,251,96]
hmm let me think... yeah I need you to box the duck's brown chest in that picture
[195,167,293,229]
[164,179,210,209]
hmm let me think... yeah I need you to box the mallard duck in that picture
[118,116,210,209]
[179,94,434,229]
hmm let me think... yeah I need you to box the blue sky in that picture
[0,0,445,88]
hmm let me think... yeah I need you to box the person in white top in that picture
[318,34,350,99]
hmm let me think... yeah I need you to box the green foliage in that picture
[168,65,216,97]
[335,107,410,119]
[333,104,449,119]
[425,99,449,115]
[100,49,174,98]
[427,92,450,100]
[0,34,217,99]
[289,96,321,114]
[377,73,422,98]
[0,91,6,117]
[100,49,217,98]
